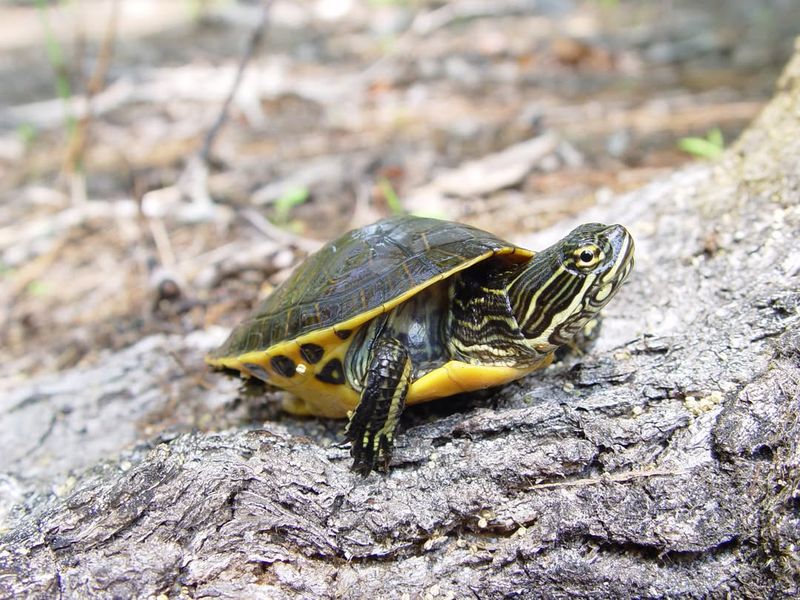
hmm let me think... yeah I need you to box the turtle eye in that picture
[573,244,602,269]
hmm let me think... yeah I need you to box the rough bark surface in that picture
[3,43,800,600]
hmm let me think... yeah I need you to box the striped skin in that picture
[507,223,634,349]
[447,256,543,366]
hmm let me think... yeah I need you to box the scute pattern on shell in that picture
[210,216,515,358]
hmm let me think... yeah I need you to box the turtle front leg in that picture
[345,336,411,476]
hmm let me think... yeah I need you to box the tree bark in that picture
[3,42,800,600]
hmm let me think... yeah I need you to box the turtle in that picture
[207,215,634,475]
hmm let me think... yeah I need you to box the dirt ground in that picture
[0,0,798,385]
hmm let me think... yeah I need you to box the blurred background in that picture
[1,0,798,384]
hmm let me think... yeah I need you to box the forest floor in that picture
[1,0,798,386]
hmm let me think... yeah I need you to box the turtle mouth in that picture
[598,225,634,289]
[618,253,634,285]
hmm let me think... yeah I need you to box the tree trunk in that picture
[3,42,800,600]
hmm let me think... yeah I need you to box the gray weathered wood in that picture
[2,44,800,600]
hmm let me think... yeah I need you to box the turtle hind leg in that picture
[345,336,411,476]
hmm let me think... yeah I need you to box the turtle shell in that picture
[209,216,531,360]
[206,216,539,418]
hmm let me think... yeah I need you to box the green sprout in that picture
[410,208,447,220]
[378,177,404,215]
[679,128,725,160]
[273,185,310,226]
[27,280,51,297]
[36,0,77,142]
[17,123,38,148]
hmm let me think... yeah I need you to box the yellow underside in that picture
[209,335,552,419]
[287,357,551,418]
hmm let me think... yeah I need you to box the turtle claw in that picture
[346,428,393,477]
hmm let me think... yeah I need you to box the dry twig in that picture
[199,0,274,164]
[63,0,120,202]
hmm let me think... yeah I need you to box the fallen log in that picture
[2,41,800,600]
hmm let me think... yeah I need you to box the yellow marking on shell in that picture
[207,328,361,419]
[420,232,430,250]
[401,261,414,282]
[204,246,537,418]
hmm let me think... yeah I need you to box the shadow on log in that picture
[2,42,800,600]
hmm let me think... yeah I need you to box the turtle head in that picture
[508,223,634,350]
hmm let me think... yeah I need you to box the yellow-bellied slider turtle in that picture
[207,216,634,474]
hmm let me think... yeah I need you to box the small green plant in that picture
[410,208,447,220]
[679,128,725,160]
[36,0,77,143]
[185,0,224,21]
[378,177,404,215]
[27,280,51,297]
[17,123,38,148]
[273,186,310,226]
